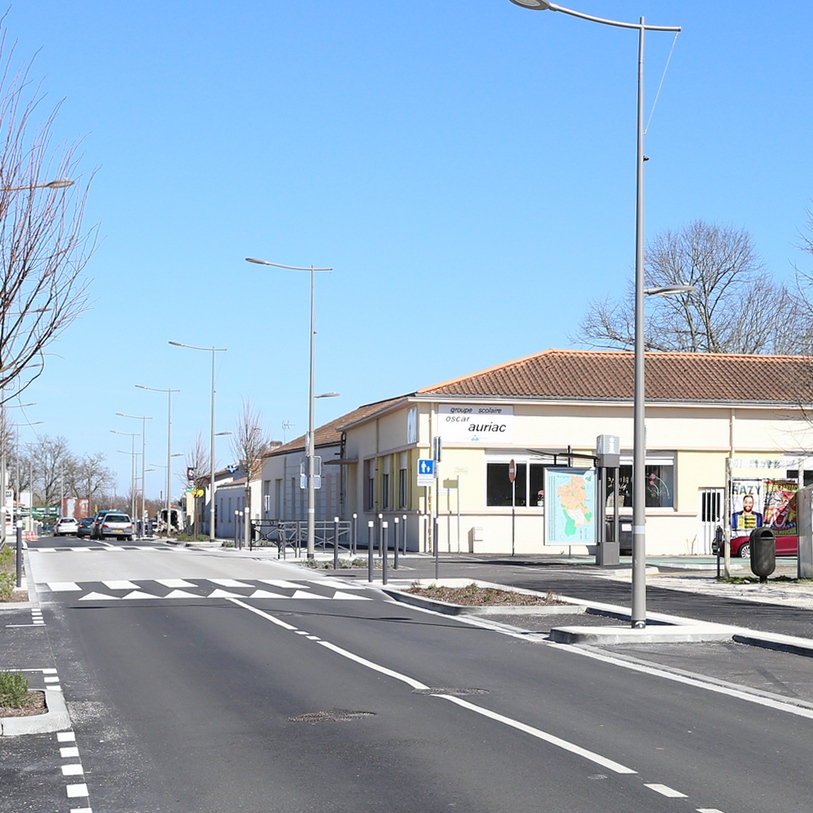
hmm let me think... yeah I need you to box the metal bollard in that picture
[352,513,358,557]
[16,521,23,588]
[393,517,399,570]
[367,521,375,583]
[333,516,340,570]
[382,522,389,585]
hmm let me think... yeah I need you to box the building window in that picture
[364,459,375,511]
[487,462,527,506]
[608,457,675,509]
[382,473,390,510]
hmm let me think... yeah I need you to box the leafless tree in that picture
[231,399,272,543]
[25,434,71,505]
[184,433,211,535]
[64,452,115,508]
[577,220,812,354]
[0,26,95,402]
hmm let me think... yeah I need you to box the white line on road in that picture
[229,597,639,776]
[551,643,813,720]
[645,783,687,797]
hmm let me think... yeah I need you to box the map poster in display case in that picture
[544,467,597,546]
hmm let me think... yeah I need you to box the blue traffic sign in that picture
[418,459,435,476]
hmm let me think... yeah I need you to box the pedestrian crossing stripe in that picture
[45,579,374,602]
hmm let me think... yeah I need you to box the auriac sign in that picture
[438,404,514,444]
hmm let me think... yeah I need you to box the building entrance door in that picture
[698,488,723,555]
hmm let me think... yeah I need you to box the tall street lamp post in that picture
[508,0,680,628]
[137,384,180,536]
[245,256,334,559]
[169,342,227,542]
[117,412,152,537]
[111,429,139,519]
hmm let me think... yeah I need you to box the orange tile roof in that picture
[267,396,407,456]
[416,349,813,404]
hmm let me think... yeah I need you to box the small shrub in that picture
[0,672,29,708]
[0,572,15,600]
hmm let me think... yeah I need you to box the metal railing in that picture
[250,519,355,559]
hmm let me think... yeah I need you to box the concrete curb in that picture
[0,688,70,737]
[380,578,813,651]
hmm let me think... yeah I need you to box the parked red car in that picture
[729,534,798,559]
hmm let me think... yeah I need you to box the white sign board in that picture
[438,404,514,444]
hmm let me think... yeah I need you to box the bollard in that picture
[333,516,340,570]
[352,513,358,557]
[367,521,375,582]
[16,521,23,588]
[393,517,399,570]
[402,514,407,555]
[382,522,389,584]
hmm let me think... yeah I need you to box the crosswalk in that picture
[38,578,373,603]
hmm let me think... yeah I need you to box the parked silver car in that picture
[95,512,134,541]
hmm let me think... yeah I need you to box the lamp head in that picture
[509,0,553,9]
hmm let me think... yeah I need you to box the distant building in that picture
[260,349,813,556]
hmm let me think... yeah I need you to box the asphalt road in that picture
[5,540,813,812]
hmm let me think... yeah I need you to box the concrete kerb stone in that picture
[380,576,813,650]
[0,688,70,737]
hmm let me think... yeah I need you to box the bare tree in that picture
[65,452,115,508]
[231,399,271,546]
[27,434,72,506]
[0,26,95,402]
[577,220,812,354]
[184,433,211,536]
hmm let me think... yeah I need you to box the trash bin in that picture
[749,527,776,582]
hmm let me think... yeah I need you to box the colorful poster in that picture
[731,479,764,532]
[762,479,797,536]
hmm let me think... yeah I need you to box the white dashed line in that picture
[66,782,89,798]
[57,731,76,742]
[62,764,85,776]
[60,746,80,758]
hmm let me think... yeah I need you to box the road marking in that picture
[228,598,299,630]
[210,579,251,588]
[57,731,75,742]
[79,592,120,602]
[646,783,687,797]
[332,591,372,601]
[49,582,81,591]
[62,764,85,776]
[66,783,89,798]
[552,643,813,720]
[102,580,138,590]
[60,746,80,758]
[249,589,289,598]
[260,579,307,589]
[156,579,196,588]
[314,637,637,773]
[162,590,201,599]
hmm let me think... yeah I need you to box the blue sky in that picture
[7,1,813,498]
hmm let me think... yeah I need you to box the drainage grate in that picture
[413,687,490,696]
[289,710,377,723]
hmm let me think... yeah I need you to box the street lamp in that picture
[117,412,152,537]
[246,256,335,559]
[137,384,180,536]
[111,430,139,520]
[169,341,227,541]
[507,0,681,628]
[2,178,75,192]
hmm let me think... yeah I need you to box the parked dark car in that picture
[76,517,95,539]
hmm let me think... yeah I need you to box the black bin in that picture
[749,527,776,582]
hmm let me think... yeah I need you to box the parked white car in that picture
[54,517,80,536]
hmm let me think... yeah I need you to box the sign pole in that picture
[509,459,516,557]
